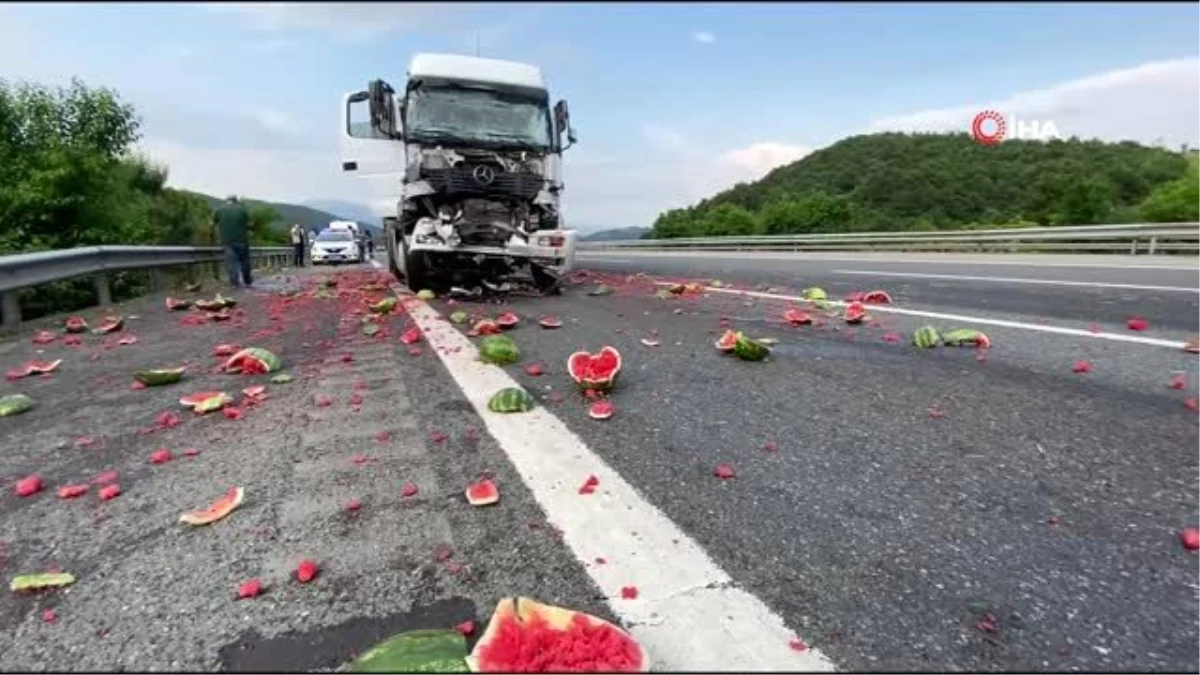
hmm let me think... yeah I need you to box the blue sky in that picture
[1,2,1197,230]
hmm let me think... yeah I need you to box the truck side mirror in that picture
[553,100,570,134]
[368,79,398,138]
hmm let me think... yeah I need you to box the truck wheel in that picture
[384,218,402,279]
[531,265,562,295]
[401,238,436,293]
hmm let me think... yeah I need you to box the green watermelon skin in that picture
[225,347,282,373]
[347,629,469,673]
[912,326,941,348]
[0,394,33,417]
[732,333,770,361]
[487,388,535,413]
[479,336,520,366]
[134,368,186,386]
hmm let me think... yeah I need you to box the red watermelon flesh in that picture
[588,401,615,420]
[715,330,738,352]
[180,391,225,408]
[470,600,646,673]
[496,312,520,329]
[863,290,893,304]
[466,478,500,506]
[568,347,622,391]
[783,308,812,326]
[844,302,868,323]
[539,316,563,329]
[212,343,240,357]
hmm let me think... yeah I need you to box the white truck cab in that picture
[339,53,577,293]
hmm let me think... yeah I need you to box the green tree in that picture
[1139,159,1199,222]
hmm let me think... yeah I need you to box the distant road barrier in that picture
[579,222,1200,255]
[0,245,292,329]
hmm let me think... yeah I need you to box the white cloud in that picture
[868,57,1199,148]
[691,30,715,44]
[718,142,813,176]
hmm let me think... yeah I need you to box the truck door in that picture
[339,80,405,214]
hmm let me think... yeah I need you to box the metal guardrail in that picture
[0,245,292,329]
[579,222,1200,255]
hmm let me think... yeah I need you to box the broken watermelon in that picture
[496,312,520,329]
[567,347,622,392]
[348,629,469,673]
[63,316,89,334]
[466,597,648,673]
[714,329,738,352]
[222,347,282,374]
[165,297,192,311]
[134,367,186,386]
[179,487,244,526]
[92,316,124,334]
[465,478,500,507]
[843,302,868,324]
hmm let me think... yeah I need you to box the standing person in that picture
[367,235,375,257]
[211,195,253,288]
[290,223,305,267]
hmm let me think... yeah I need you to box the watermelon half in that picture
[134,367,186,386]
[179,487,244,526]
[64,316,89,334]
[466,597,648,673]
[465,478,500,507]
[223,347,282,374]
[496,312,520,329]
[567,347,622,392]
[180,391,226,409]
[92,316,124,334]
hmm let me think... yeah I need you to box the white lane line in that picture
[662,283,1192,350]
[579,250,1200,271]
[399,292,833,672]
[833,269,1200,293]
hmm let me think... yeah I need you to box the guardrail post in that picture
[1130,239,1138,255]
[1,290,20,329]
[1148,236,1158,255]
[148,268,161,292]
[93,273,112,306]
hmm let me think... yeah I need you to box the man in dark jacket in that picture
[212,195,253,287]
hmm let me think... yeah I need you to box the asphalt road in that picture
[1,251,1197,672]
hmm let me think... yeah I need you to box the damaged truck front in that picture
[340,53,578,293]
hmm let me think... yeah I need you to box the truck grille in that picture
[423,166,542,200]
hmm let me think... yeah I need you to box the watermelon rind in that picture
[369,297,397,314]
[487,388,534,413]
[223,347,282,374]
[466,597,649,674]
[587,284,614,297]
[567,346,622,392]
[179,390,225,408]
[93,316,124,334]
[63,317,89,334]
[538,316,562,329]
[941,328,989,347]
[0,394,33,417]
[802,287,827,302]
[179,487,244,526]
[912,326,941,348]
[450,311,470,325]
[134,367,186,386]
[193,393,233,414]
[732,333,770,362]
[349,629,469,673]
[165,297,192,311]
[465,479,500,507]
[10,572,75,592]
[416,289,436,300]
[479,336,520,366]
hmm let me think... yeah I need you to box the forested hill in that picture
[651,133,1199,239]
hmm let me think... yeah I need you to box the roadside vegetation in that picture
[651,133,1199,238]
[0,78,287,319]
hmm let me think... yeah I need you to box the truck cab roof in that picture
[407,53,546,95]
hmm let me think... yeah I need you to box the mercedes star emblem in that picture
[472,165,497,186]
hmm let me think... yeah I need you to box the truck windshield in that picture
[405,86,551,151]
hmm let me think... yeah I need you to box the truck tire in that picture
[401,237,435,293]
[384,218,402,279]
